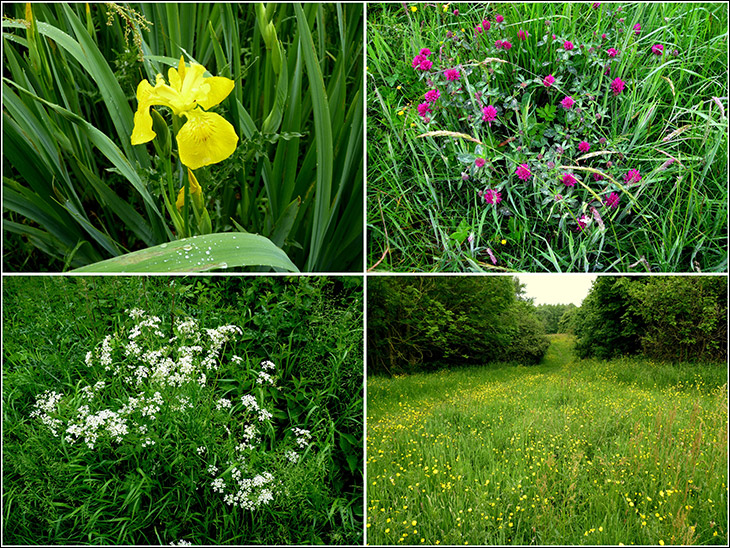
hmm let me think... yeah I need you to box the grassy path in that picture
[366,337,728,545]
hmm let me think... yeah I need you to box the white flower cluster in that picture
[292,427,312,449]
[29,390,64,437]
[215,468,276,511]
[240,394,273,422]
[201,325,242,370]
[215,398,232,411]
[170,540,192,547]
[61,391,166,449]
[285,450,300,463]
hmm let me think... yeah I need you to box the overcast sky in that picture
[517,274,598,306]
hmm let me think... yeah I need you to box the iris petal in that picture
[130,79,156,144]
[176,109,238,170]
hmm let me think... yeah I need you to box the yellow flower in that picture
[411,6,417,12]
[176,168,203,210]
[501,239,507,245]
[132,56,238,170]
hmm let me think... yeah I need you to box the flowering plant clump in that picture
[366,1,730,273]
[28,309,317,516]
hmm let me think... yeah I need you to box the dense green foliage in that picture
[367,334,728,545]
[574,275,727,362]
[367,2,728,272]
[534,303,576,333]
[3,276,363,544]
[3,3,363,272]
[367,276,549,375]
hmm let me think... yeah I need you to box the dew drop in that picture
[160,243,168,249]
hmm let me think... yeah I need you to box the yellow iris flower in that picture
[176,168,203,210]
[131,56,238,170]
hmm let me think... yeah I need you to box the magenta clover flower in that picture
[412,54,427,69]
[562,173,577,187]
[633,23,641,35]
[516,163,531,181]
[576,214,590,232]
[518,29,528,41]
[482,105,498,125]
[624,169,642,184]
[475,158,485,168]
[483,189,502,205]
[420,58,433,71]
[445,68,460,81]
[502,41,513,50]
[495,14,504,23]
[593,172,605,181]
[420,48,432,56]
[475,25,483,34]
[561,95,575,109]
[610,77,625,95]
[482,20,491,30]
[651,44,664,56]
[578,141,591,153]
[543,74,555,87]
[607,48,618,58]
[495,40,503,49]
[417,102,432,117]
[424,89,441,103]
[564,40,574,50]
[605,192,620,208]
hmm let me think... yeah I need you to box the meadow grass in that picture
[366,3,728,272]
[3,276,363,545]
[366,335,728,545]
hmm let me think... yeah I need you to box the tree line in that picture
[367,276,549,375]
[572,276,727,362]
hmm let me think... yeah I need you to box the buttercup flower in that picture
[562,173,577,187]
[131,56,238,170]
[578,141,591,153]
[516,163,532,180]
[543,74,555,87]
[561,95,575,109]
[611,77,625,95]
[651,44,664,55]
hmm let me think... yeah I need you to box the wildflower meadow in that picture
[3,3,363,273]
[367,3,728,272]
[3,276,363,544]
[366,276,728,545]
